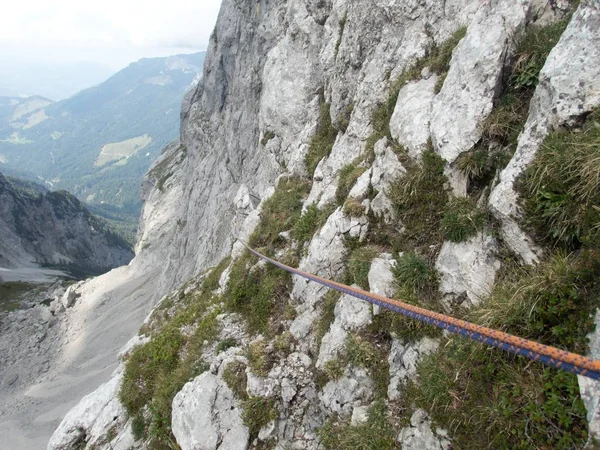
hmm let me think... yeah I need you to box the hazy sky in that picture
[0,0,222,70]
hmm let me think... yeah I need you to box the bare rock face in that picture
[47,370,126,450]
[431,0,530,164]
[435,232,501,308]
[316,289,372,368]
[388,338,439,400]
[319,367,373,417]
[171,372,249,450]
[390,74,438,160]
[398,409,451,450]
[489,2,600,264]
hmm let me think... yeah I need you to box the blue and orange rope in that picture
[244,245,600,380]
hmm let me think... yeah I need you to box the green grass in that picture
[441,197,486,242]
[388,149,449,258]
[223,360,248,400]
[246,339,273,377]
[392,252,438,299]
[249,176,311,254]
[335,160,366,205]
[306,102,338,177]
[224,253,293,335]
[342,198,366,217]
[346,245,379,290]
[119,275,221,447]
[318,401,399,450]
[0,281,34,312]
[261,130,276,146]
[518,109,600,248]
[292,202,335,244]
[242,396,278,438]
[404,250,600,449]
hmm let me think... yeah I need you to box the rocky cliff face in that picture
[0,172,133,276]
[7,0,600,449]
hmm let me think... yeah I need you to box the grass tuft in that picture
[346,245,379,290]
[519,110,600,248]
[389,150,448,258]
[242,397,278,438]
[336,160,367,205]
[441,197,486,242]
[306,102,338,177]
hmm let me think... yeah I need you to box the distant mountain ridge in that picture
[0,172,133,278]
[0,52,205,227]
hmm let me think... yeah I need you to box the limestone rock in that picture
[171,372,249,450]
[316,290,372,368]
[368,254,397,315]
[388,338,439,400]
[319,367,373,416]
[489,2,600,264]
[47,370,127,450]
[390,75,438,160]
[431,0,530,164]
[398,409,451,450]
[435,232,500,308]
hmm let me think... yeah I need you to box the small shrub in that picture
[441,197,486,242]
[346,245,379,290]
[335,160,366,206]
[131,412,146,441]
[242,397,278,437]
[261,130,275,146]
[392,252,438,297]
[306,102,338,177]
[216,337,238,354]
[323,359,344,381]
[223,360,248,400]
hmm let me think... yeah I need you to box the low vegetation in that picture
[242,396,278,438]
[345,245,379,290]
[519,109,600,248]
[388,149,449,258]
[335,160,366,206]
[319,401,398,450]
[405,250,600,449]
[305,102,338,177]
[292,202,335,244]
[440,197,485,242]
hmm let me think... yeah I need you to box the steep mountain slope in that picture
[0,52,205,222]
[1,1,599,449]
[0,172,133,277]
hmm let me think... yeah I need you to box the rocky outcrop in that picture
[171,373,249,450]
[489,3,600,264]
[435,232,501,308]
[397,409,451,450]
[0,172,133,276]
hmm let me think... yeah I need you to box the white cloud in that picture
[1,0,222,50]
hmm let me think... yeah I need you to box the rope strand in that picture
[243,244,600,380]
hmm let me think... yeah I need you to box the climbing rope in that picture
[243,244,600,380]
